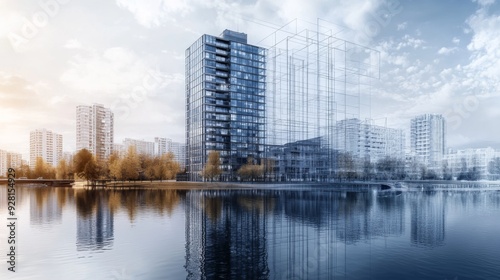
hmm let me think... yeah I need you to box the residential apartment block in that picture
[335,118,405,162]
[444,147,500,180]
[123,138,155,157]
[410,114,446,169]
[76,104,114,161]
[29,129,63,168]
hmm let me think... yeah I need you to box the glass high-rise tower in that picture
[186,30,266,181]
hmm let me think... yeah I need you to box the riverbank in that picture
[73,180,262,190]
[5,179,499,190]
[71,180,385,190]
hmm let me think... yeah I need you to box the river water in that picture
[1,183,499,279]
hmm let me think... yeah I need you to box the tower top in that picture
[220,29,247,44]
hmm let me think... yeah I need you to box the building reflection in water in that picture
[184,189,407,279]
[185,190,270,279]
[73,188,183,251]
[410,191,446,248]
[30,187,63,226]
[75,190,114,251]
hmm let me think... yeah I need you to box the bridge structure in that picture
[0,179,74,186]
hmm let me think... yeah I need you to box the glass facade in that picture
[186,30,266,181]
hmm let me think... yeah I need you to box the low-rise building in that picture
[444,147,499,180]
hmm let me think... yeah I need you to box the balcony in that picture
[215,63,228,70]
[215,42,229,49]
[215,56,226,62]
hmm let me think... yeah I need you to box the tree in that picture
[144,155,156,182]
[163,152,181,180]
[74,149,102,184]
[237,157,264,182]
[17,163,31,179]
[33,157,55,179]
[457,157,481,181]
[406,158,421,180]
[84,157,100,186]
[336,152,358,181]
[154,155,167,181]
[74,149,94,179]
[442,160,453,180]
[361,157,374,181]
[376,156,405,180]
[488,157,500,180]
[202,151,222,182]
[108,151,124,181]
[122,146,141,181]
[262,158,276,181]
[56,159,69,179]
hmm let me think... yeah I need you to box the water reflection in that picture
[75,190,114,251]
[410,191,446,248]
[184,189,457,279]
[1,185,500,279]
[30,187,62,225]
[185,190,271,279]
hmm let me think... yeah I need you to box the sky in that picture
[1,0,500,159]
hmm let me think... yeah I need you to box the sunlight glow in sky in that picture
[1,0,500,158]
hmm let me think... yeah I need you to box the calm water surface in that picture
[1,184,500,280]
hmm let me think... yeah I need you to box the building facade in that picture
[168,141,186,169]
[186,30,266,181]
[410,114,446,169]
[7,152,23,171]
[335,118,405,162]
[76,104,114,161]
[444,147,499,180]
[154,137,168,156]
[29,129,63,169]
[123,138,155,157]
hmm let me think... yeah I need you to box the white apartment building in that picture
[123,138,155,157]
[335,118,405,162]
[8,152,22,171]
[444,147,499,180]
[154,137,168,156]
[113,143,125,157]
[76,104,114,161]
[410,114,446,169]
[29,129,63,169]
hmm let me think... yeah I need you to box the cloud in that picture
[396,34,425,49]
[0,73,69,153]
[437,46,458,55]
[397,21,407,30]
[115,0,192,28]
[114,0,387,44]
[0,73,52,110]
[60,47,151,96]
[63,39,82,49]
[464,4,500,90]
[472,0,495,6]
[452,37,460,44]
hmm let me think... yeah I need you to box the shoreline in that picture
[70,179,499,190]
[2,179,499,190]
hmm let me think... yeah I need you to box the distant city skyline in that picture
[2,0,500,158]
